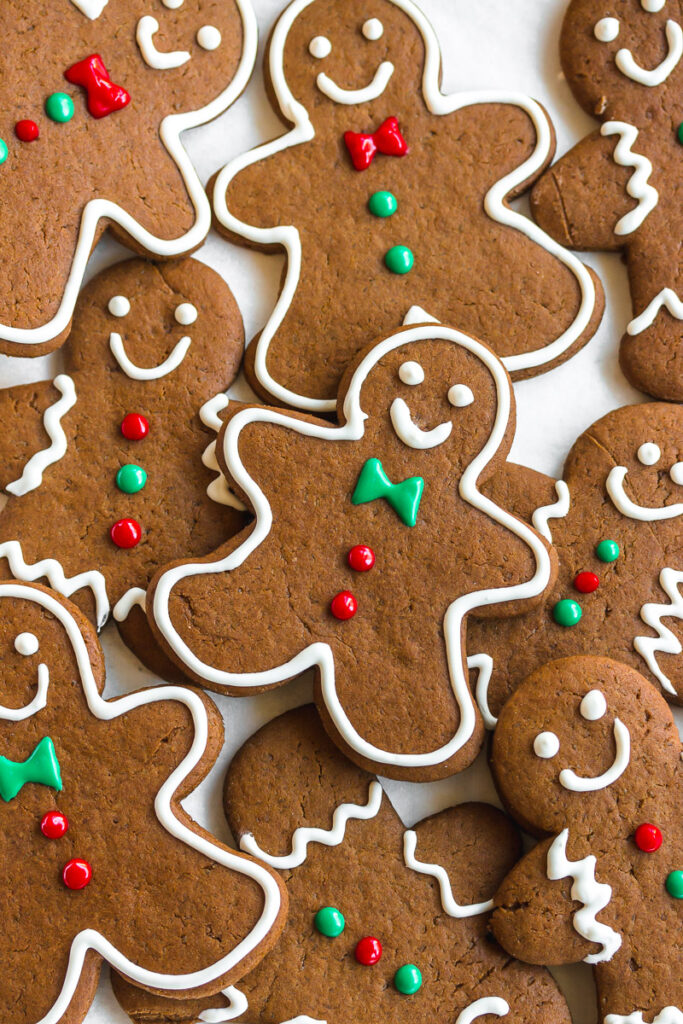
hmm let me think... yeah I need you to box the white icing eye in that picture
[670,462,683,485]
[638,441,661,466]
[641,0,665,11]
[162,0,184,7]
[108,295,130,318]
[398,360,424,385]
[362,18,384,40]
[594,17,620,42]
[197,25,221,51]
[580,690,607,721]
[174,302,198,326]
[309,35,332,59]
[448,384,474,408]
[14,632,39,656]
[534,731,560,759]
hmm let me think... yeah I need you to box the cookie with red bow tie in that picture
[0,0,254,357]
[212,0,603,413]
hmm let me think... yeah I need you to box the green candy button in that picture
[314,906,345,937]
[116,464,147,494]
[553,599,582,627]
[369,190,398,218]
[596,539,620,563]
[677,122,683,145]
[45,92,75,123]
[666,870,683,898]
[394,964,422,994]
[0,139,7,164]
[385,245,414,275]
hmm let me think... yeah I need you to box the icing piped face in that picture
[309,14,394,103]
[590,0,682,88]
[105,292,196,381]
[606,436,683,520]
[388,356,478,450]
[136,11,222,71]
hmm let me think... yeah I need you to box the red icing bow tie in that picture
[65,54,131,119]
[344,116,408,171]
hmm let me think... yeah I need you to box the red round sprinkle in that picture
[41,810,69,839]
[110,517,142,548]
[348,545,375,572]
[120,412,149,441]
[331,591,357,620]
[62,858,92,890]
[574,571,600,594]
[15,119,39,142]
[355,936,382,965]
[635,823,662,853]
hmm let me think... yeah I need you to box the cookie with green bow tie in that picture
[148,320,555,782]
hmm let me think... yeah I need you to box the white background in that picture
[1,0,666,1020]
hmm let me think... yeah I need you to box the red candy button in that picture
[331,591,357,620]
[120,413,149,441]
[41,810,69,839]
[635,823,662,853]
[62,858,92,890]
[15,120,39,142]
[574,571,600,594]
[110,518,142,548]
[355,936,382,965]
[348,545,375,572]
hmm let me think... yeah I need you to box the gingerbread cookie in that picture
[490,655,683,1023]
[0,579,286,1024]
[113,703,570,1024]
[212,0,603,412]
[0,257,248,673]
[530,0,683,399]
[467,402,683,725]
[147,320,555,781]
[0,0,255,357]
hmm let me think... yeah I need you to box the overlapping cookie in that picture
[213,0,603,412]
[0,0,256,356]
[0,580,286,1024]
[530,0,683,399]
[113,704,571,1024]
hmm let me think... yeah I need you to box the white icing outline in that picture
[601,122,659,235]
[470,652,497,730]
[606,1011,683,1024]
[403,305,439,325]
[559,718,630,792]
[113,587,147,623]
[635,567,683,695]
[547,828,622,963]
[531,480,570,543]
[5,376,77,497]
[627,287,683,335]
[389,397,453,449]
[69,0,108,17]
[606,465,683,520]
[197,986,248,1023]
[1,0,257,349]
[403,830,494,916]
[136,15,191,70]
[110,332,191,380]
[212,0,597,412]
[152,323,552,769]
[0,582,282,1022]
[239,780,383,868]
[0,663,49,721]
[316,61,395,104]
[616,18,683,86]
[199,394,248,512]
[455,998,510,1024]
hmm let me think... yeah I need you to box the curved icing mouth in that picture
[0,663,49,721]
[109,332,191,380]
[606,465,683,521]
[316,61,394,103]
[616,19,683,85]
[558,718,631,792]
[389,397,452,450]
[136,15,191,70]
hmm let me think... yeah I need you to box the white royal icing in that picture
[152,323,553,770]
[199,394,247,512]
[398,360,424,385]
[403,305,440,326]
[0,582,282,1024]
[240,781,382,868]
[642,0,667,10]
[601,122,658,235]
[448,384,474,407]
[616,18,683,85]
[672,462,683,485]
[198,986,248,1023]
[580,689,607,721]
[635,567,683,695]
[547,829,622,964]
[309,36,331,59]
[594,17,620,42]
[5,375,77,497]
[0,662,49,721]
[108,295,131,318]
[136,15,191,69]
[69,0,109,17]
[197,26,222,51]
[531,480,571,543]
[469,652,497,729]
[362,18,384,40]
[607,1011,683,1024]
[455,998,510,1024]
[403,830,494,916]
[534,731,560,759]
[212,0,597,412]
[389,397,453,449]
[559,718,630,792]
[162,0,184,7]
[175,302,198,325]
[14,632,39,656]
[316,61,395,103]
[113,587,147,623]
[627,288,683,336]
[606,465,683,520]
[110,332,191,380]
[638,442,661,465]
[279,1018,327,1024]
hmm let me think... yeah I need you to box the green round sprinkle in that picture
[314,906,345,937]
[677,122,683,145]
[45,92,75,123]
[394,964,422,994]
[0,139,7,165]
[369,190,398,218]
[666,870,683,898]
[595,539,620,563]
[385,245,414,275]
[553,599,582,627]
[116,464,147,494]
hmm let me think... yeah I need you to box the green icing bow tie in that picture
[0,737,62,802]
[352,458,424,527]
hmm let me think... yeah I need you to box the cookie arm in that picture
[0,379,68,493]
[213,140,301,248]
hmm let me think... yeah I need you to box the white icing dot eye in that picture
[534,731,560,759]
[580,690,607,721]
[641,0,665,11]
[670,462,683,485]
[108,295,130,318]
[638,441,661,466]
[398,360,424,385]
[594,17,620,42]
[309,35,332,59]
[448,384,474,408]
[174,302,198,326]
[14,632,39,656]
[162,0,184,7]
[362,18,384,40]
[197,25,222,51]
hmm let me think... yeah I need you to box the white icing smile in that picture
[390,397,452,449]
[0,662,49,721]
[606,464,683,520]
[615,19,683,86]
[316,61,394,104]
[136,15,191,69]
[110,332,191,380]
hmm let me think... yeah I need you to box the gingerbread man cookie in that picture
[0,0,255,356]
[148,320,554,781]
[212,0,603,412]
[490,655,683,1024]
[0,580,286,1024]
[466,402,683,725]
[113,704,570,1024]
[530,0,683,400]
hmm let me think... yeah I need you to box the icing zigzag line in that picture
[601,121,658,236]
[403,829,494,917]
[5,375,77,497]
[627,288,683,337]
[634,567,683,696]
[199,394,247,512]
[606,1010,683,1024]
[531,480,570,543]
[197,986,248,1023]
